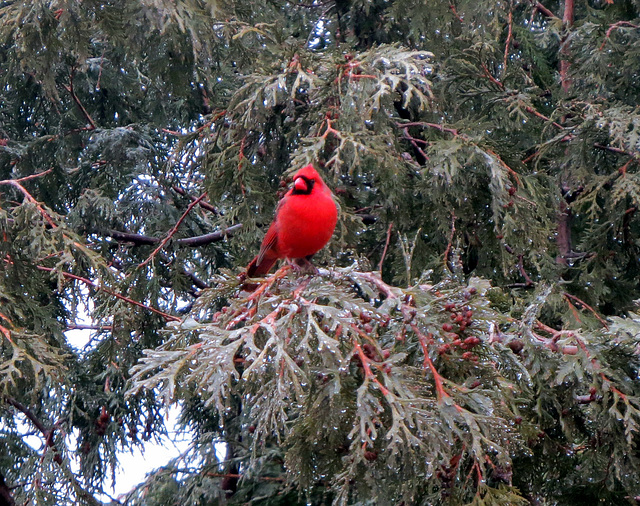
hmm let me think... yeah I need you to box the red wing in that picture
[256,221,278,267]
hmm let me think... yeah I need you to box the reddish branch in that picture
[400,127,429,162]
[412,324,450,402]
[563,292,608,329]
[172,185,219,214]
[63,67,96,130]
[534,2,557,18]
[4,397,52,443]
[503,9,513,74]
[523,106,564,130]
[517,255,534,287]
[139,193,208,267]
[559,0,575,93]
[352,336,390,396]
[556,198,572,264]
[378,222,393,273]
[594,143,637,159]
[599,21,640,50]
[0,177,57,228]
[36,266,181,322]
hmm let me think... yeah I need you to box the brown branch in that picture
[400,127,429,162]
[599,21,640,51]
[378,222,393,273]
[444,213,456,273]
[503,8,513,75]
[593,143,637,158]
[563,293,608,329]
[107,224,242,247]
[523,106,564,130]
[139,193,208,267]
[0,179,57,228]
[534,1,558,19]
[65,324,113,331]
[63,68,96,130]
[394,122,522,185]
[172,185,219,214]
[206,472,285,482]
[517,255,534,287]
[36,266,181,322]
[559,0,575,93]
[4,398,102,506]
[351,334,390,396]
[0,472,15,506]
[562,0,574,25]
[176,224,243,247]
[9,169,53,183]
[108,230,160,245]
[4,397,50,441]
[481,62,505,89]
[412,324,450,402]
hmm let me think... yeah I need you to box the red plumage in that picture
[246,164,338,277]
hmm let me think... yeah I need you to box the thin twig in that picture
[0,179,57,228]
[599,21,640,50]
[36,266,181,322]
[63,67,96,130]
[8,169,53,183]
[378,222,393,273]
[139,193,208,267]
[503,8,513,75]
[594,143,637,158]
[523,105,564,130]
[517,255,534,287]
[65,324,113,331]
[172,185,219,214]
[443,213,456,273]
[412,324,450,402]
[5,397,50,440]
[563,292,608,329]
[534,1,557,18]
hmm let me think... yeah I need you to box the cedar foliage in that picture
[1,0,640,504]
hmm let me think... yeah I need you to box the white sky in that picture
[66,322,191,499]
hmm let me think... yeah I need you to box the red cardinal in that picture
[246,164,338,277]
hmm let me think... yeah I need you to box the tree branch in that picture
[172,185,219,214]
[176,224,243,247]
[534,1,558,19]
[139,193,208,267]
[4,397,50,441]
[63,67,96,130]
[36,266,181,322]
[108,223,242,248]
[599,21,640,51]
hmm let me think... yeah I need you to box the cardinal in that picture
[246,164,338,278]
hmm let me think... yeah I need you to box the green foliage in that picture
[1,0,640,504]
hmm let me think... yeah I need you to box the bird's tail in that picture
[246,254,278,278]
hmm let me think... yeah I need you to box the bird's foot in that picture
[288,258,318,275]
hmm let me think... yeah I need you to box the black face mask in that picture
[290,175,315,195]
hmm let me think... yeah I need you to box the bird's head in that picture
[291,164,324,195]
